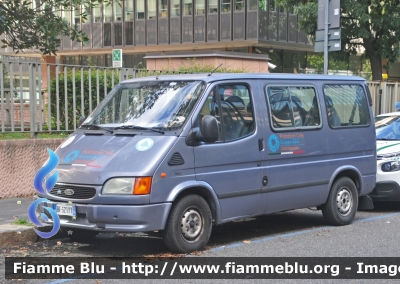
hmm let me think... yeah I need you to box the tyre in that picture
[322,177,358,225]
[162,195,212,253]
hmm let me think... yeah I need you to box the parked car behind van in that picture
[370,112,400,201]
[35,74,376,253]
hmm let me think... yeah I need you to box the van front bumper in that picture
[34,196,172,232]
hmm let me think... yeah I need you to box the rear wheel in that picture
[163,195,212,253]
[322,177,358,225]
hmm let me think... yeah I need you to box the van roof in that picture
[121,73,367,84]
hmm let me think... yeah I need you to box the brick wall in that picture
[0,138,65,198]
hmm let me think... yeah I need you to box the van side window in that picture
[266,86,320,129]
[323,85,370,127]
[197,84,255,142]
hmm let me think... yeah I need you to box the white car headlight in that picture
[102,178,135,195]
[381,161,400,172]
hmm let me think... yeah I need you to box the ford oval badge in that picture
[64,189,74,196]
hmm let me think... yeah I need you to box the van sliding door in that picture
[262,83,330,213]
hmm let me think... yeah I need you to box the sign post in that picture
[112,49,122,68]
[315,0,341,74]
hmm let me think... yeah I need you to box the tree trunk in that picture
[363,39,382,81]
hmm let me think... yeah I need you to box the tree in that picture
[0,0,115,56]
[277,0,400,80]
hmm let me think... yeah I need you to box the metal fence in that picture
[0,60,189,136]
[1,59,399,136]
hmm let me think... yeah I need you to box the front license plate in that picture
[53,203,76,217]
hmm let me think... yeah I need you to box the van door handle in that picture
[258,138,264,151]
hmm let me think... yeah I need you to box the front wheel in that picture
[322,177,358,225]
[162,195,212,253]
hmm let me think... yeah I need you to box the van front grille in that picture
[49,184,96,199]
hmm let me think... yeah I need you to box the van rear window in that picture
[323,85,370,128]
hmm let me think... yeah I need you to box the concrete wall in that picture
[0,138,65,198]
[146,57,269,73]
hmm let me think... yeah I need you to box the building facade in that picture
[0,0,376,78]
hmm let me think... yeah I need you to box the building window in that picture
[104,3,112,22]
[114,1,122,21]
[196,0,205,15]
[248,0,258,11]
[235,0,244,11]
[73,5,80,26]
[171,0,180,17]
[221,0,231,13]
[209,0,218,13]
[159,0,168,17]
[270,0,276,11]
[184,0,193,15]
[136,0,145,19]
[123,54,146,68]
[93,5,101,22]
[148,0,157,19]
[125,0,134,20]
[82,5,91,23]
[62,10,71,24]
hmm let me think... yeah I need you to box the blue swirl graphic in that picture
[33,148,59,194]
[268,134,280,152]
[28,198,60,238]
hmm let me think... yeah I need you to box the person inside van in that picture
[325,95,341,127]
[305,96,321,126]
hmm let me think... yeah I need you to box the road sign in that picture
[314,39,341,52]
[317,0,340,30]
[315,28,341,42]
[112,49,122,68]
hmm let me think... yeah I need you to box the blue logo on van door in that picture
[268,134,280,152]
[136,138,154,151]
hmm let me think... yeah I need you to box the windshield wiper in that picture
[80,124,113,133]
[113,125,165,134]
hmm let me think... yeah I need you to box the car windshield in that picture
[82,80,204,131]
[375,115,400,140]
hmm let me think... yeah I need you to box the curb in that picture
[0,224,38,247]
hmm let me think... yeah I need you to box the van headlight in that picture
[102,177,152,195]
[381,161,400,172]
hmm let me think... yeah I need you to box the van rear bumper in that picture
[34,196,172,232]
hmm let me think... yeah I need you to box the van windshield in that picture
[83,80,204,131]
[375,115,400,140]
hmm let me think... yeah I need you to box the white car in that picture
[370,112,400,201]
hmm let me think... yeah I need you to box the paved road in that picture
[2,202,400,283]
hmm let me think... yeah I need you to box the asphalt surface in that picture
[2,200,400,283]
[0,198,32,225]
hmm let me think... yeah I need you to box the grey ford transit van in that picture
[36,74,376,253]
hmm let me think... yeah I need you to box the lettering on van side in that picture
[62,149,114,165]
[268,133,305,155]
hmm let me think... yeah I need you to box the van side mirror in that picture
[197,115,219,143]
[78,115,86,127]
[186,115,219,146]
